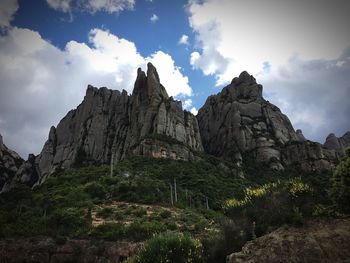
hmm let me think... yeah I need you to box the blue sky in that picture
[0,0,350,157]
[12,0,216,108]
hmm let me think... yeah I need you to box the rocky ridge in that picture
[227,219,350,263]
[197,71,339,171]
[1,63,203,190]
[0,67,346,191]
[324,131,350,156]
[0,134,24,190]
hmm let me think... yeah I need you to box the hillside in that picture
[0,67,349,262]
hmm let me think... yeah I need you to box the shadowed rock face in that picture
[0,134,24,190]
[0,68,344,191]
[227,219,350,263]
[197,71,338,171]
[9,63,203,187]
[324,132,350,156]
[0,237,140,263]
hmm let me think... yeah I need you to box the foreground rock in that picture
[0,237,139,263]
[197,71,338,171]
[227,219,350,263]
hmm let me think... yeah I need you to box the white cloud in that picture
[46,0,72,12]
[146,51,192,97]
[182,99,192,109]
[46,0,135,13]
[0,0,18,28]
[258,52,350,143]
[190,107,198,115]
[150,13,158,23]
[178,34,189,45]
[80,0,135,13]
[188,0,350,85]
[188,0,350,142]
[0,27,192,157]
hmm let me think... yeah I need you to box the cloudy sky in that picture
[0,0,349,158]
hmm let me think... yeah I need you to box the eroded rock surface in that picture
[197,71,338,171]
[227,219,350,263]
[29,63,203,184]
[0,134,24,190]
[0,237,139,263]
[324,132,350,156]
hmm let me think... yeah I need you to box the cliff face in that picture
[324,132,350,156]
[0,134,24,190]
[30,63,203,184]
[197,71,338,171]
[0,68,345,191]
[227,219,350,263]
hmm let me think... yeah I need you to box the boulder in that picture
[227,219,350,263]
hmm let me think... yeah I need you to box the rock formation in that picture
[21,63,203,186]
[0,134,24,190]
[197,71,338,171]
[0,68,344,191]
[227,219,350,263]
[324,131,350,156]
[0,237,140,263]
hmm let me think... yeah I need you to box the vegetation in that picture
[126,232,203,263]
[330,149,350,213]
[0,153,347,262]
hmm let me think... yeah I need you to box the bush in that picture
[84,182,106,200]
[90,223,124,240]
[329,149,350,213]
[126,232,203,263]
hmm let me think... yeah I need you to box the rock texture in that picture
[0,68,344,191]
[0,134,24,190]
[227,219,350,263]
[197,71,338,171]
[324,132,350,156]
[28,63,203,185]
[0,237,139,263]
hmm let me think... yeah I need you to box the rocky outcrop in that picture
[29,63,203,185]
[227,219,350,263]
[35,86,130,183]
[324,132,350,156]
[0,134,24,190]
[0,237,139,263]
[296,129,306,141]
[197,71,338,171]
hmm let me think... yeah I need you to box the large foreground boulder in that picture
[227,219,350,263]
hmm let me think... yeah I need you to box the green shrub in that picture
[289,206,304,226]
[97,207,114,219]
[126,232,203,263]
[90,223,124,240]
[159,210,171,219]
[329,149,350,213]
[84,182,106,199]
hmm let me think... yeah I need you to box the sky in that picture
[0,0,349,158]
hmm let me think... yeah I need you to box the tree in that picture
[330,149,350,213]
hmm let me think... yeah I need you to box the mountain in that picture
[0,66,345,192]
[324,132,350,156]
[197,71,339,171]
[1,63,203,191]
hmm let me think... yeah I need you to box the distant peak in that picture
[147,62,160,83]
[239,71,256,83]
[326,133,336,139]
